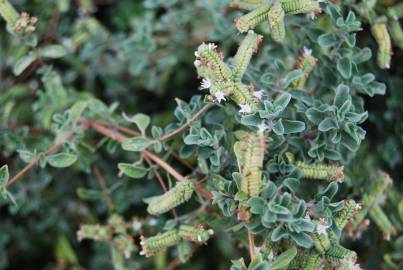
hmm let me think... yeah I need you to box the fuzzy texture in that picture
[388,20,403,49]
[268,1,286,43]
[232,30,263,81]
[325,244,357,264]
[387,3,403,19]
[334,199,358,230]
[77,224,113,242]
[289,250,322,270]
[235,132,265,197]
[295,161,344,182]
[291,49,317,89]
[140,230,181,257]
[371,23,392,69]
[231,83,256,108]
[312,230,331,254]
[235,3,271,33]
[178,225,213,243]
[368,204,395,239]
[147,180,195,215]
[280,0,320,15]
[195,43,232,82]
[361,171,392,208]
[231,0,263,10]
[0,0,18,27]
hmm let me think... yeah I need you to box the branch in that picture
[248,231,255,260]
[159,103,212,141]
[83,119,212,201]
[6,134,73,187]
[93,165,114,210]
[143,155,178,219]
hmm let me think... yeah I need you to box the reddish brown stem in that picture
[83,119,212,201]
[248,231,255,260]
[165,258,180,270]
[93,165,114,210]
[170,151,193,171]
[6,135,73,187]
[159,103,212,141]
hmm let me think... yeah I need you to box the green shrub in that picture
[0,0,402,269]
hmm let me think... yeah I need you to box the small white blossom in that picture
[348,260,362,270]
[148,218,158,226]
[316,220,329,235]
[214,91,226,103]
[303,46,312,56]
[195,51,200,58]
[200,78,212,90]
[254,246,261,255]
[208,43,217,50]
[253,89,264,100]
[355,203,362,210]
[267,251,274,261]
[194,59,201,67]
[257,122,268,133]
[239,104,251,114]
[132,220,142,231]
[307,12,316,20]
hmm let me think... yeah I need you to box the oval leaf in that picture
[0,165,9,187]
[46,153,77,168]
[118,163,148,179]
[121,137,152,151]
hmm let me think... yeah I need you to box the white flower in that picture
[214,91,226,103]
[208,43,217,50]
[267,251,274,261]
[195,51,200,57]
[239,104,251,114]
[355,203,362,211]
[253,89,264,100]
[254,246,261,255]
[132,220,142,231]
[348,260,362,270]
[194,59,201,67]
[316,220,329,235]
[148,218,158,226]
[257,122,268,133]
[200,78,212,90]
[303,46,312,56]
[307,12,316,20]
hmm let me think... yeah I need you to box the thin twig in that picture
[97,120,194,171]
[159,103,212,142]
[6,134,73,187]
[248,231,255,260]
[142,150,187,182]
[93,165,114,210]
[165,258,180,270]
[170,150,193,171]
[82,119,213,201]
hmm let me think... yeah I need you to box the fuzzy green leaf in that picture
[122,137,152,151]
[118,163,148,179]
[0,165,9,187]
[46,153,77,168]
